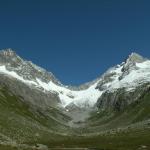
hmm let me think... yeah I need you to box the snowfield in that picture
[36,78,103,107]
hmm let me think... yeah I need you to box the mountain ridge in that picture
[0,48,150,108]
[0,49,145,86]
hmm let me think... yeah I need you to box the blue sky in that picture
[0,0,150,85]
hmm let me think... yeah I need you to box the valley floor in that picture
[0,127,150,150]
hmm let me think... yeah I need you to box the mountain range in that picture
[0,48,150,150]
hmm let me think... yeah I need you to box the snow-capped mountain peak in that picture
[127,52,146,63]
[96,53,150,92]
[0,49,60,85]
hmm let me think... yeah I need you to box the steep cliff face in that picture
[96,83,150,111]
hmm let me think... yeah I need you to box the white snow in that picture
[0,65,37,85]
[136,60,150,69]
[36,78,102,107]
[0,66,103,107]
[104,60,150,91]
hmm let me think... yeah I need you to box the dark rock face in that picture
[96,83,150,111]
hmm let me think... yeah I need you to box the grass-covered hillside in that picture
[0,86,71,147]
[0,86,150,150]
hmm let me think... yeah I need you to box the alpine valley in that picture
[0,49,150,150]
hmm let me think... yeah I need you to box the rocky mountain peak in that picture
[126,52,145,64]
[121,52,146,76]
[96,52,150,91]
[0,48,16,57]
[0,48,60,85]
[0,48,23,66]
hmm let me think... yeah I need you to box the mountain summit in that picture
[0,48,60,84]
[126,52,146,63]
[0,48,17,56]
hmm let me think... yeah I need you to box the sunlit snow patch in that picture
[36,78,102,107]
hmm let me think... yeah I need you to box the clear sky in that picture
[0,0,150,85]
